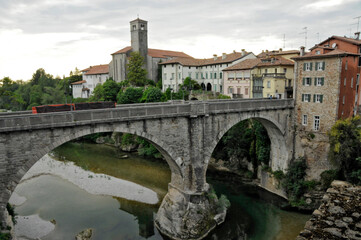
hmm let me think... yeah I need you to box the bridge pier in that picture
[155,183,224,240]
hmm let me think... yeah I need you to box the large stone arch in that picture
[208,112,290,172]
[4,124,182,216]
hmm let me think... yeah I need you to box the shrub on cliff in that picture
[329,116,361,184]
[282,158,307,205]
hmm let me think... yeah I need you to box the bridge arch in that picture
[209,112,290,172]
[5,124,183,213]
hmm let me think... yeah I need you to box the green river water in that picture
[14,142,310,240]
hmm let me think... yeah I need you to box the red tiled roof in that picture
[223,58,261,71]
[257,56,294,67]
[111,46,192,59]
[112,46,132,55]
[84,64,109,75]
[160,52,252,66]
[257,50,300,58]
[71,80,86,85]
[293,49,360,60]
[81,67,91,72]
[315,35,361,48]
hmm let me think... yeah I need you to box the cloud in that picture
[0,0,360,80]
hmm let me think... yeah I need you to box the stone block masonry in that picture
[297,180,361,240]
[0,99,294,239]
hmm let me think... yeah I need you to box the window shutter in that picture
[314,78,317,86]
[313,94,316,102]
[303,63,306,71]
[310,63,313,70]
[321,77,324,86]
[302,94,304,101]
[303,78,305,85]
[315,62,319,70]
[320,95,323,103]
[322,62,325,70]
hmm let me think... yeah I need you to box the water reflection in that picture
[13,142,309,240]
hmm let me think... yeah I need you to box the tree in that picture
[117,87,144,104]
[127,51,147,86]
[102,78,120,101]
[89,84,105,101]
[140,87,163,103]
[180,77,201,90]
[329,116,361,184]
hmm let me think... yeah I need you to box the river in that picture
[12,142,310,240]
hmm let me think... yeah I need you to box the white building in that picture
[160,50,257,93]
[71,64,109,98]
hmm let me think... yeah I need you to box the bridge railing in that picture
[0,99,294,132]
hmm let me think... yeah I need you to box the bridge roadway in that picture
[0,98,294,239]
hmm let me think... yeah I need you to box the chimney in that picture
[300,46,305,56]
[222,53,226,59]
[355,32,360,40]
[241,49,246,56]
[213,54,217,61]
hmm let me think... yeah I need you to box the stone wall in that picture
[297,180,361,240]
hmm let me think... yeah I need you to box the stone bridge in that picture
[0,99,294,239]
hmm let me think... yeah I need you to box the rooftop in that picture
[160,52,252,66]
[83,64,109,75]
[111,46,192,59]
[223,58,261,71]
[293,49,360,60]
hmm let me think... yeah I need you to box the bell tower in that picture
[130,18,148,60]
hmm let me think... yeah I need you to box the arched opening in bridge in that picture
[204,118,306,239]
[210,119,271,179]
[7,130,174,239]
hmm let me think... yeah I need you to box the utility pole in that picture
[354,15,361,32]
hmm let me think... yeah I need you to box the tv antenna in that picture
[299,27,307,48]
[354,15,361,32]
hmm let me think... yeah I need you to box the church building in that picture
[109,18,192,82]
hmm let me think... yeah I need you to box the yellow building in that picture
[251,56,294,99]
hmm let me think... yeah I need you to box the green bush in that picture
[218,194,231,211]
[282,158,307,204]
[0,232,11,240]
[320,169,339,189]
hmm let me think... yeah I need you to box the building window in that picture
[302,115,308,126]
[132,25,136,30]
[316,62,325,71]
[275,68,277,73]
[315,77,324,86]
[316,50,321,55]
[214,73,217,79]
[220,72,223,79]
[351,77,353,88]
[179,73,181,79]
[314,94,323,103]
[303,77,311,86]
[313,116,320,131]
[344,77,347,86]
[164,73,167,80]
[345,60,348,70]
[267,81,271,88]
[302,94,311,102]
[140,24,145,30]
[343,95,345,104]
[228,87,233,94]
[196,73,198,79]
[206,72,208,79]
[164,65,166,68]
[245,88,248,95]
[188,72,192,78]
[265,69,268,74]
[283,68,287,73]
[189,66,191,69]
[304,62,312,71]
[357,74,360,85]
[171,73,174,80]
[210,72,213,79]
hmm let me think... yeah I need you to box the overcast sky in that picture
[0,0,360,81]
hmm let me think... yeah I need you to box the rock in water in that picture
[75,228,93,240]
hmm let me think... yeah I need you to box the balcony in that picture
[263,73,286,78]
[252,86,263,93]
